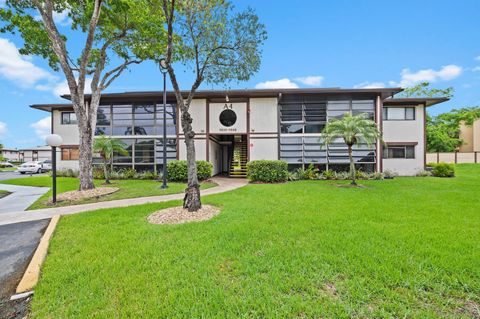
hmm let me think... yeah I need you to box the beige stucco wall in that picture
[249,137,278,161]
[459,120,474,152]
[249,98,278,133]
[178,138,206,161]
[474,119,480,152]
[382,105,425,176]
[208,139,222,175]
[188,99,207,134]
[52,110,79,145]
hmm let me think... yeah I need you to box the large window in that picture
[280,99,327,134]
[96,103,177,136]
[279,96,376,168]
[61,147,79,160]
[383,145,415,159]
[61,112,77,125]
[94,137,177,172]
[382,107,415,120]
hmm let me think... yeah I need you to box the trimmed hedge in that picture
[166,160,213,181]
[428,162,455,177]
[247,160,288,183]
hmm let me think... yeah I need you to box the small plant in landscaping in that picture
[383,170,398,179]
[428,162,455,177]
[93,136,129,184]
[416,170,433,177]
[320,169,337,180]
[247,160,288,183]
[53,168,79,178]
[295,164,319,180]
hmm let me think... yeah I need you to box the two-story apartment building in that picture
[31,87,447,176]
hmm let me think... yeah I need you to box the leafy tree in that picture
[398,81,454,98]
[93,136,128,184]
[426,107,480,152]
[143,0,267,211]
[323,113,382,185]
[0,143,5,162]
[0,1,165,190]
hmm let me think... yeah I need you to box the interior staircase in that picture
[229,135,247,178]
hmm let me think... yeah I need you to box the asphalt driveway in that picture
[0,171,46,181]
[0,219,49,298]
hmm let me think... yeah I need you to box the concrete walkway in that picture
[0,184,50,213]
[0,177,247,226]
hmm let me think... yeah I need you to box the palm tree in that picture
[93,136,128,184]
[323,113,382,185]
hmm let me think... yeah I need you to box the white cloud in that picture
[472,66,480,72]
[34,9,71,26]
[0,38,57,87]
[30,116,51,140]
[0,121,7,138]
[255,78,299,89]
[52,77,92,96]
[475,55,480,61]
[392,64,462,87]
[354,81,386,89]
[294,76,324,86]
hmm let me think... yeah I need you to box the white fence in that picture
[426,152,479,164]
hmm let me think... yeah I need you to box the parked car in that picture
[0,161,14,168]
[17,161,51,174]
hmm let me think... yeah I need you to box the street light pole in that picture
[159,59,168,189]
[46,134,63,204]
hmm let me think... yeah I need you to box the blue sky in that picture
[0,0,479,148]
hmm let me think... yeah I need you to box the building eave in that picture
[383,97,449,107]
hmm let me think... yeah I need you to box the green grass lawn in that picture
[0,189,10,199]
[0,166,17,172]
[30,165,480,318]
[0,176,216,210]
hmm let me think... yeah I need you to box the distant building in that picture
[0,148,20,162]
[459,119,480,152]
[19,146,51,162]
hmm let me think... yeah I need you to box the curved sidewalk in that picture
[0,177,247,226]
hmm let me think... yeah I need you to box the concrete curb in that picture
[16,215,60,293]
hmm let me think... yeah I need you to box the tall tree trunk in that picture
[181,110,201,211]
[347,144,357,185]
[103,158,110,184]
[77,116,95,191]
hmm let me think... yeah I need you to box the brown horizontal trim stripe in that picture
[385,142,418,146]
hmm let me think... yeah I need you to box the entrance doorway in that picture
[208,134,247,178]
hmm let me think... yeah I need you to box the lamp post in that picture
[159,58,168,189]
[45,134,63,204]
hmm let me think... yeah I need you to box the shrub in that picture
[196,161,214,181]
[429,162,455,177]
[247,160,288,183]
[167,160,213,181]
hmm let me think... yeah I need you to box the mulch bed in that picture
[147,205,221,225]
[55,187,119,203]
